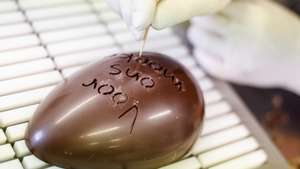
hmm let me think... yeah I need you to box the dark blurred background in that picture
[232,84,300,168]
[279,0,300,14]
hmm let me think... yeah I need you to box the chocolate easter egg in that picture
[25,52,205,169]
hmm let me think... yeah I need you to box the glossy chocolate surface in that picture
[25,52,205,169]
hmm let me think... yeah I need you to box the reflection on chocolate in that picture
[25,52,205,169]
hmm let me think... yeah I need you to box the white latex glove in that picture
[105,0,231,39]
[188,0,300,95]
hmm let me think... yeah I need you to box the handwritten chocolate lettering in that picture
[136,57,149,65]
[82,78,138,134]
[112,92,128,104]
[140,77,155,88]
[121,54,185,92]
[149,62,163,72]
[97,84,115,95]
[163,69,176,81]
[174,80,184,92]
[82,78,97,89]
[125,68,141,81]
[118,104,139,134]
[109,64,122,75]
[121,53,134,63]
[109,64,155,89]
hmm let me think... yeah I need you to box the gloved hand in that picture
[105,0,231,39]
[188,0,300,95]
